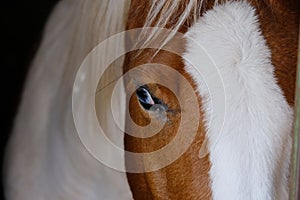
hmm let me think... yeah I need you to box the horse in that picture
[3,0,299,199]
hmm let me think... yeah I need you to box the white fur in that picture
[184,1,293,200]
[4,0,132,199]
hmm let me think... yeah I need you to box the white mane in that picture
[4,0,131,199]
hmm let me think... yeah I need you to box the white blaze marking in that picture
[184,1,293,200]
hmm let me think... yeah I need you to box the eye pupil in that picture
[135,86,167,112]
[137,88,153,104]
[136,87,155,110]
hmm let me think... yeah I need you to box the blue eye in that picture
[136,87,155,110]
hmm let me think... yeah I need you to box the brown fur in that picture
[124,49,212,199]
[123,0,299,199]
[251,0,299,105]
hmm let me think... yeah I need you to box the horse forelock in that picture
[133,0,218,51]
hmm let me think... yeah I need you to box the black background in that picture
[1,0,59,198]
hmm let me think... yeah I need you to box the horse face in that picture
[122,0,299,199]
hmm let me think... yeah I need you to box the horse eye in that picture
[136,87,156,110]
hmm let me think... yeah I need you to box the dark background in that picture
[1,0,59,198]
